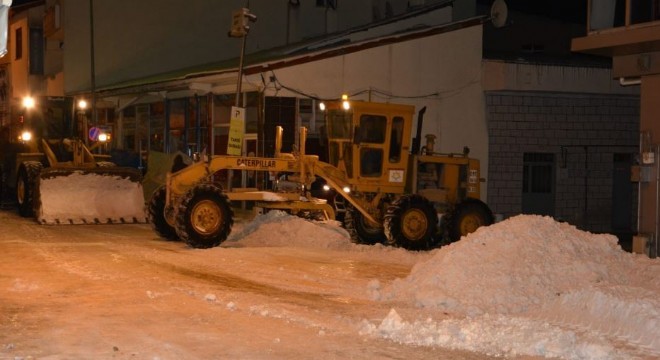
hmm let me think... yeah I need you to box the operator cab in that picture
[322,100,414,194]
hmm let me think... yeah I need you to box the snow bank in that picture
[389,215,636,315]
[372,215,660,358]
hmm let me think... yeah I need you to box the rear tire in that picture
[447,199,494,242]
[384,194,438,250]
[16,162,42,218]
[175,184,233,249]
[148,186,178,241]
[344,205,385,245]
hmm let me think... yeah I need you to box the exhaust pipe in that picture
[411,106,427,155]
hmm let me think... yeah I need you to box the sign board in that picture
[88,126,100,141]
[227,106,245,155]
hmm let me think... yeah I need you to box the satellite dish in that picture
[490,0,508,28]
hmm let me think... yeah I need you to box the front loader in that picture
[0,95,147,225]
[149,100,493,250]
[11,137,146,224]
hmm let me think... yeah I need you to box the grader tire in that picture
[16,162,42,218]
[175,184,233,249]
[147,186,178,241]
[344,205,385,245]
[447,199,494,242]
[384,194,438,251]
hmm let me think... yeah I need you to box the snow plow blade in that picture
[35,167,147,225]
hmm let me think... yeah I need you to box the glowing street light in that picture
[22,96,35,109]
[78,99,88,110]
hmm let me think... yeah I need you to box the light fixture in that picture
[22,96,35,109]
[78,99,88,110]
[20,131,32,141]
[342,186,351,193]
[318,102,326,111]
[341,94,350,110]
[98,133,108,142]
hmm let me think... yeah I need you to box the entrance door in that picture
[612,153,633,241]
[522,153,555,216]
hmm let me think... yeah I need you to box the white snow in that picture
[38,172,147,224]
[228,211,660,359]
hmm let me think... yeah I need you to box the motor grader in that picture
[149,100,493,250]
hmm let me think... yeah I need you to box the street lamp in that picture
[22,96,35,109]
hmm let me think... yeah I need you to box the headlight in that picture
[322,184,331,191]
[20,131,32,141]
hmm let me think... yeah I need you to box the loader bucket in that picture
[34,167,147,225]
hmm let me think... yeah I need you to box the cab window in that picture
[359,115,386,143]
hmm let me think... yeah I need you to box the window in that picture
[388,116,403,162]
[523,153,554,193]
[360,148,382,177]
[15,27,22,60]
[358,114,386,143]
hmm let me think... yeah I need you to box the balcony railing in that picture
[589,0,660,32]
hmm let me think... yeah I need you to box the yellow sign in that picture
[227,106,245,155]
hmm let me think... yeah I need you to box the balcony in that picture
[572,0,660,57]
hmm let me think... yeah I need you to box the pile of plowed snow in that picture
[383,214,660,354]
[227,210,353,249]
[389,215,638,314]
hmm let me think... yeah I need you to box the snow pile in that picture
[227,210,352,249]
[39,172,146,224]
[367,215,660,358]
[389,215,635,315]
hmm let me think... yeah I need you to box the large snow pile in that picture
[367,215,660,358]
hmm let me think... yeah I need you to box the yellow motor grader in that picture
[149,100,493,250]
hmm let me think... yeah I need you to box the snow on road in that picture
[0,209,658,359]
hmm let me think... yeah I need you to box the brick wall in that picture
[486,91,639,234]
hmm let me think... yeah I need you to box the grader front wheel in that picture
[384,194,438,250]
[175,184,233,249]
[344,205,385,245]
